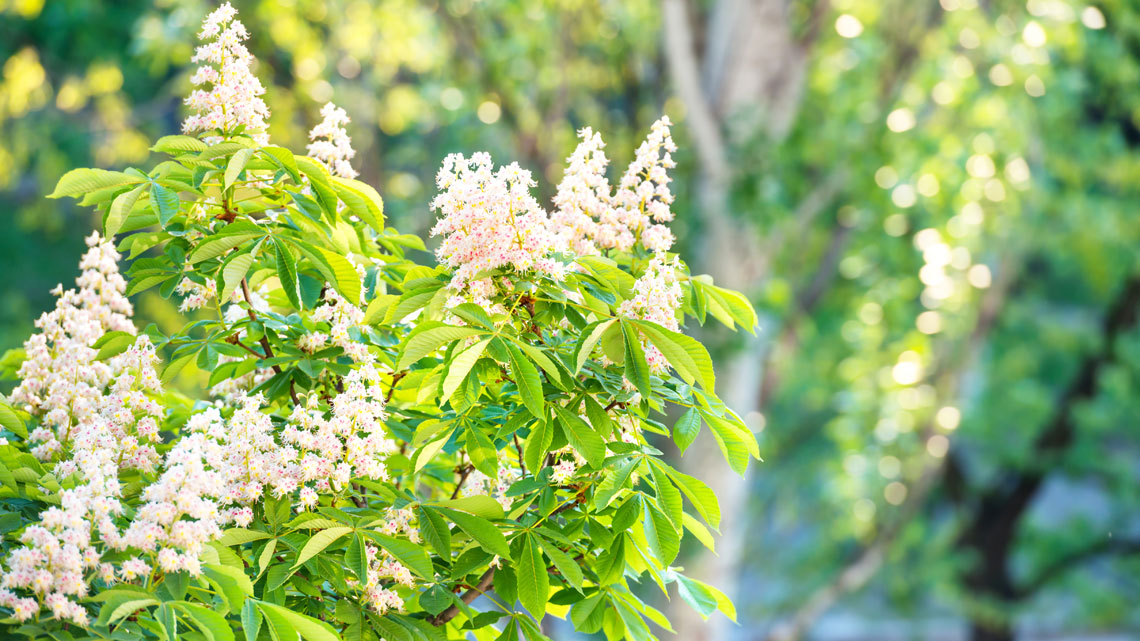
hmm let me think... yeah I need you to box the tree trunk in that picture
[662,1,809,640]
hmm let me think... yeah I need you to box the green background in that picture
[1,0,1138,639]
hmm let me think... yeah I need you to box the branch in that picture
[429,566,496,626]
[1015,536,1140,598]
[242,277,299,405]
[662,0,729,187]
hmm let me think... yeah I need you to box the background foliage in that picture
[2,0,1139,640]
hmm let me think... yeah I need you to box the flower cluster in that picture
[307,102,358,179]
[309,288,371,363]
[431,153,566,290]
[619,253,683,372]
[550,118,678,255]
[283,363,396,495]
[551,127,611,256]
[182,2,271,144]
[10,233,134,439]
[1,335,166,624]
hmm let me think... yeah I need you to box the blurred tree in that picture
[2,1,1139,640]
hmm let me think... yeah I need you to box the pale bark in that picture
[662,1,809,640]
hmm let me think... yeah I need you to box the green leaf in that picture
[219,251,256,304]
[552,405,605,469]
[535,535,583,592]
[344,533,368,582]
[442,338,489,400]
[661,463,721,529]
[413,437,448,473]
[574,319,615,373]
[0,402,27,440]
[430,495,506,520]
[152,135,208,154]
[288,239,362,305]
[516,534,549,621]
[703,411,759,476]
[583,396,614,439]
[189,222,266,263]
[415,506,452,557]
[507,342,545,418]
[105,184,145,237]
[331,176,385,231]
[642,500,680,565]
[633,320,716,390]
[241,600,263,641]
[675,574,736,621]
[150,182,181,227]
[92,330,136,361]
[101,597,158,626]
[49,168,144,199]
[524,418,553,475]
[261,146,301,183]
[218,528,272,546]
[257,601,342,641]
[175,601,236,641]
[398,324,487,370]
[273,238,302,310]
[257,539,278,577]
[363,532,434,579]
[439,507,511,559]
[292,526,353,569]
[225,148,255,191]
[672,408,701,454]
[204,563,255,598]
[622,321,651,398]
[650,463,683,529]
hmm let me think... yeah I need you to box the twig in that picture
[241,277,300,405]
[513,434,526,476]
[450,464,474,500]
[430,567,496,626]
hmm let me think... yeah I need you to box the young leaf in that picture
[442,338,489,400]
[672,407,701,454]
[344,533,368,582]
[633,320,716,390]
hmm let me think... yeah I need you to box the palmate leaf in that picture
[188,221,267,263]
[174,601,235,641]
[672,407,701,454]
[363,531,434,579]
[224,148,255,191]
[622,321,651,398]
[415,506,452,557]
